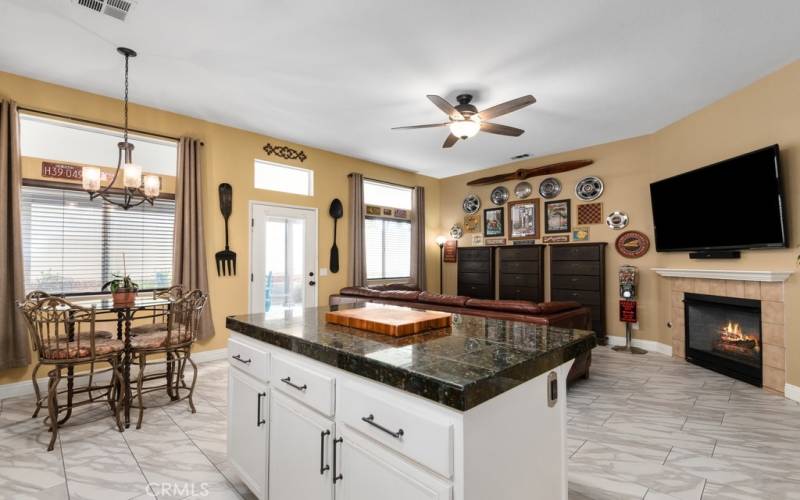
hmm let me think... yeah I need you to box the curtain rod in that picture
[349,173,415,190]
[18,106,205,146]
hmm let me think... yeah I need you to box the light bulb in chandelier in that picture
[123,163,143,188]
[143,175,160,198]
[82,167,102,192]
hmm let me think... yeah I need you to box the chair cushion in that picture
[537,301,582,314]
[418,292,469,307]
[58,330,113,341]
[130,323,168,335]
[131,331,192,350]
[464,299,543,315]
[339,286,381,298]
[377,290,421,301]
[42,338,124,360]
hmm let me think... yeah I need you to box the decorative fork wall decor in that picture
[215,183,237,276]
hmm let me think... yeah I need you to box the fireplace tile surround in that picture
[669,277,786,393]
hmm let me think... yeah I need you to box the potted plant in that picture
[102,255,139,307]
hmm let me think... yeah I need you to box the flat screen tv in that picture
[650,145,787,252]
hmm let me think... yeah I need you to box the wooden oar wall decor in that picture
[467,159,594,186]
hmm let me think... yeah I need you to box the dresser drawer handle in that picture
[281,376,308,392]
[232,354,251,365]
[362,414,405,439]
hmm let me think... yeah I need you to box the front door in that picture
[250,203,317,318]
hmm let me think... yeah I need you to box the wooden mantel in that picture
[651,268,794,282]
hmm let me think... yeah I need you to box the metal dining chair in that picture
[21,291,114,418]
[130,285,186,335]
[17,297,126,451]
[130,289,207,428]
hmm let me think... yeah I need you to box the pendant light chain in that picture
[123,52,129,145]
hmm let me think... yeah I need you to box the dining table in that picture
[71,295,173,428]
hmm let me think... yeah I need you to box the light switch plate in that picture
[319,268,328,276]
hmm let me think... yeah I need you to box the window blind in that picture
[365,217,411,280]
[21,185,175,295]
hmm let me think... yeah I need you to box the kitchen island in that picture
[226,303,595,500]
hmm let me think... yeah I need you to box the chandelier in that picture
[81,47,160,210]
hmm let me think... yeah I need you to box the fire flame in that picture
[720,321,760,351]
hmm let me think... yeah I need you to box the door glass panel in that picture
[264,216,306,319]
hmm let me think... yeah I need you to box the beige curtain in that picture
[347,173,366,286]
[410,186,427,290]
[173,137,214,340]
[0,100,30,369]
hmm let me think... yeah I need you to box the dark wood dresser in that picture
[457,247,495,299]
[549,243,607,344]
[498,245,545,302]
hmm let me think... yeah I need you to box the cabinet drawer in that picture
[551,261,601,276]
[499,286,541,302]
[550,245,600,261]
[228,337,270,380]
[499,260,540,274]
[339,381,454,478]
[458,283,493,299]
[459,260,491,273]
[500,273,540,287]
[458,271,490,285]
[552,288,602,306]
[551,275,600,291]
[271,355,335,417]
[499,247,542,261]
[458,247,491,261]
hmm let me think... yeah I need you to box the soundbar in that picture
[689,250,741,260]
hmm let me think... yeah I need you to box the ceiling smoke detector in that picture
[73,0,136,21]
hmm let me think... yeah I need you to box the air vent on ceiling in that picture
[73,0,135,21]
[510,153,531,160]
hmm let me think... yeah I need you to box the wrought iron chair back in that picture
[19,297,99,363]
[163,289,207,347]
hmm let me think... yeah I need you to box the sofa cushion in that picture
[418,292,469,307]
[465,299,543,315]
[537,301,582,314]
[339,286,381,298]
[373,283,420,291]
[378,290,421,301]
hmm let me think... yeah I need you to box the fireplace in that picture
[684,293,762,386]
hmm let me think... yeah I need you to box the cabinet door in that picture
[335,430,452,500]
[269,391,334,500]
[228,367,268,500]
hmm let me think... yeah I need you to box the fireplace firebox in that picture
[684,293,762,386]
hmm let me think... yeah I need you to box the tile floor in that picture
[0,347,799,499]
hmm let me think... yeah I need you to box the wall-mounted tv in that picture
[649,145,787,253]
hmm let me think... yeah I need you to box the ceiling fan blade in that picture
[427,95,464,120]
[467,159,594,186]
[442,133,459,148]
[477,95,536,120]
[391,123,449,130]
[480,122,525,137]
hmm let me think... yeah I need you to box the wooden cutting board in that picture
[326,305,452,337]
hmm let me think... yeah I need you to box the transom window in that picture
[254,160,314,196]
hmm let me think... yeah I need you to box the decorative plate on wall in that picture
[575,176,604,201]
[615,230,650,258]
[462,194,481,214]
[606,211,629,230]
[538,177,562,199]
[490,186,510,205]
[514,181,533,199]
[449,224,464,239]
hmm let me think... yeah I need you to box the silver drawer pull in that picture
[361,414,404,439]
[281,376,308,391]
[232,354,251,364]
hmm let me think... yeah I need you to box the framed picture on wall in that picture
[483,207,505,237]
[544,200,571,233]
[508,199,540,240]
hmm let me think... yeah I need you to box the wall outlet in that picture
[319,268,328,277]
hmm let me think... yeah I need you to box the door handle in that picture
[332,436,343,483]
[256,392,266,426]
[320,430,331,475]
[309,280,316,286]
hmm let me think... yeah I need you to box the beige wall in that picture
[0,71,441,386]
[438,60,800,388]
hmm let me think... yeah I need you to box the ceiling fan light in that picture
[449,119,480,140]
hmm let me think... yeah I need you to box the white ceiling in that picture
[1,0,799,178]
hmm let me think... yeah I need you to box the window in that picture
[21,186,175,295]
[363,180,413,281]
[254,160,314,196]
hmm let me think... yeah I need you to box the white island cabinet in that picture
[227,330,578,500]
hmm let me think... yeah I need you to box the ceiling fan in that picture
[392,94,536,148]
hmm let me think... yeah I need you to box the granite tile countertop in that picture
[226,303,595,411]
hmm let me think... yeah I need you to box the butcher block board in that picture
[326,305,452,337]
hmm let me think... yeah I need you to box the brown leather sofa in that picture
[330,286,594,382]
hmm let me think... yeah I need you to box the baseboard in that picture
[0,348,228,401]
[785,383,800,403]
[606,335,673,356]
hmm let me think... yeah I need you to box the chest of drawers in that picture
[498,245,544,302]
[457,247,494,299]
[549,243,607,344]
